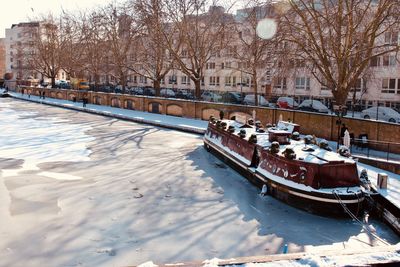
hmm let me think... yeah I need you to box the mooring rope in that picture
[333,190,390,246]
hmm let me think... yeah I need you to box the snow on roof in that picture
[217,121,354,165]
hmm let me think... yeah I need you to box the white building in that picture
[4,22,40,88]
[4,21,66,89]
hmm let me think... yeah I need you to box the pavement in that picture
[9,92,208,135]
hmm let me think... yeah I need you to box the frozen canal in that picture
[0,99,398,267]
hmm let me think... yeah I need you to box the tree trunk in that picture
[121,74,126,94]
[333,89,348,106]
[154,79,161,97]
[253,74,258,106]
[194,79,201,100]
[51,76,56,88]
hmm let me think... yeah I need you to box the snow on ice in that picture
[0,97,399,267]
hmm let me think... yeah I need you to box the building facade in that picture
[0,38,6,82]
[5,8,400,111]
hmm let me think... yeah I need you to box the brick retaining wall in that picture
[18,87,400,154]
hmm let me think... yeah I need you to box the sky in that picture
[0,0,112,38]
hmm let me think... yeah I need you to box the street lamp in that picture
[333,104,347,150]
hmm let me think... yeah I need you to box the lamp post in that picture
[240,69,243,99]
[334,104,347,150]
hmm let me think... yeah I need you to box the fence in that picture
[342,137,400,162]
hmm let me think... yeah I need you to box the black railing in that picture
[341,137,400,162]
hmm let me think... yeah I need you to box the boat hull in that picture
[204,138,365,217]
[0,93,11,98]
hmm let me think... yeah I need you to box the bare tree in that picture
[132,0,173,96]
[233,0,280,106]
[26,15,64,88]
[281,0,400,105]
[58,11,87,81]
[163,0,233,99]
[79,9,110,89]
[99,1,141,93]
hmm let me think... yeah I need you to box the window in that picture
[382,78,396,94]
[139,76,147,84]
[133,76,137,83]
[181,76,190,85]
[209,76,220,86]
[295,77,310,90]
[169,75,177,84]
[383,55,396,66]
[206,62,216,69]
[244,77,250,87]
[273,77,285,90]
[274,77,287,90]
[370,56,380,67]
[225,76,232,86]
[398,79,400,94]
[385,32,399,45]
[221,62,231,70]
[320,78,329,91]
[351,78,362,92]
[181,49,188,58]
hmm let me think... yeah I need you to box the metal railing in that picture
[342,137,400,162]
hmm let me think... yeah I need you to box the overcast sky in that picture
[1,0,112,38]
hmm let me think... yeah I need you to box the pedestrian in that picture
[42,91,45,99]
[21,89,24,96]
[83,98,87,107]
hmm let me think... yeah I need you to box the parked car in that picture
[221,92,243,104]
[160,88,176,98]
[176,90,195,100]
[361,107,400,123]
[277,97,298,109]
[56,80,70,89]
[144,87,155,96]
[115,85,123,93]
[297,99,330,114]
[131,87,144,95]
[243,94,269,107]
[201,91,222,102]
